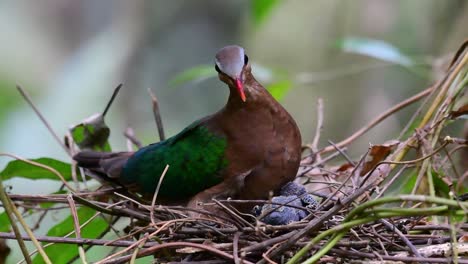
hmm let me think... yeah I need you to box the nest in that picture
[1,42,468,264]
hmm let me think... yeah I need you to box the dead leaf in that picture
[450,104,468,119]
[459,234,468,243]
[337,163,354,172]
[361,140,399,176]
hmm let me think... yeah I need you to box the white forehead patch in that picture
[215,45,245,78]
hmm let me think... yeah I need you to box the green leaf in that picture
[252,0,280,25]
[338,37,413,67]
[0,158,73,181]
[267,80,292,101]
[401,169,417,194]
[0,80,22,135]
[0,212,10,232]
[33,207,109,264]
[431,170,450,198]
[70,113,111,152]
[168,65,216,87]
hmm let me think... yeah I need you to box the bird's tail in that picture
[73,151,133,179]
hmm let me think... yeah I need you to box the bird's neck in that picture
[226,73,271,109]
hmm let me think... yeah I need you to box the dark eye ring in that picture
[244,54,249,65]
[215,64,221,73]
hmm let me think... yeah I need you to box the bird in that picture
[73,45,302,216]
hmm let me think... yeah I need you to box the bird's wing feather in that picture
[121,121,228,200]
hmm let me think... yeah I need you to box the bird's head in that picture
[215,45,251,102]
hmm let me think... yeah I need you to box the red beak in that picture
[235,78,246,102]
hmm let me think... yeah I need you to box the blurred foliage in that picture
[251,0,281,25]
[33,207,109,264]
[267,80,292,101]
[0,158,73,182]
[168,65,216,87]
[338,37,414,67]
[0,80,22,136]
[0,212,9,232]
[338,37,431,78]
[169,62,293,101]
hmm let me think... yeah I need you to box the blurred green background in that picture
[0,0,467,187]
[0,1,467,263]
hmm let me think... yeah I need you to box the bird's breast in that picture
[218,102,301,179]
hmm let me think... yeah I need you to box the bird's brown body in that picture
[188,64,302,210]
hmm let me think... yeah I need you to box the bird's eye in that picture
[244,54,249,65]
[215,64,221,73]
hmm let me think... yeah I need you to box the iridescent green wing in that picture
[121,121,228,199]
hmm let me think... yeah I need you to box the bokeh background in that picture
[1,0,467,162]
[0,0,467,262]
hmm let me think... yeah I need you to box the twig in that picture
[129,233,148,264]
[310,97,324,154]
[8,194,52,263]
[0,177,32,263]
[392,50,468,165]
[327,140,355,166]
[319,147,370,211]
[373,164,408,199]
[123,127,142,149]
[262,243,280,264]
[0,232,158,248]
[102,84,123,117]
[233,232,241,264]
[331,247,467,263]
[151,165,170,226]
[379,219,423,259]
[98,216,205,263]
[319,86,433,154]
[67,194,88,263]
[16,85,71,156]
[147,88,165,141]
[213,199,257,230]
[22,201,116,262]
[104,242,251,264]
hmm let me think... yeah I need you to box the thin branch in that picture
[16,85,70,156]
[147,88,165,141]
[123,127,142,149]
[0,232,158,248]
[105,242,250,264]
[310,97,324,153]
[0,177,32,263]
[379,219,422,259]
[102,84,123,117]
[319,86,433,154]
[67,194,88,263]
[8,194,52,264]
[233,232,241,264]
[150,165,169,226]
